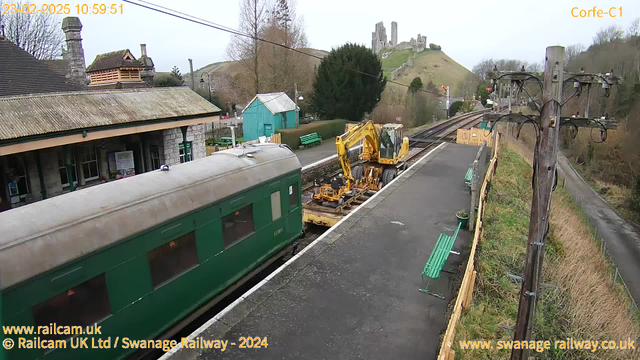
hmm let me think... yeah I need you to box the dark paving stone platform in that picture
[165,143,480,360]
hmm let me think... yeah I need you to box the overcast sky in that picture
[65,0,639,73]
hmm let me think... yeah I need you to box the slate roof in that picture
[0,37,83,97]
[0,87,221,141]
[86,49,144,72]
[243,92,297,115]
[42,59,68,77]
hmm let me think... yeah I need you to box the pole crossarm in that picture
[483,113,617,129]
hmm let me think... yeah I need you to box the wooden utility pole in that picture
[484,48,619,360]
[510,46,564,360]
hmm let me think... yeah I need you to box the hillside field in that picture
[383,50,472,97]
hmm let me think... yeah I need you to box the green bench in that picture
[419,222,462,299]
[464,166,473,183]
[300,132,322,147]
[464,166,473,192]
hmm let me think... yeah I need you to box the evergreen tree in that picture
[154,66,184,87]
[312,43,386,121]
[170,66,184,83]
[408,77,423,93]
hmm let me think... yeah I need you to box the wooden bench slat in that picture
[422,223,462,279]
[300,132,322,146]
[464,167,473,182]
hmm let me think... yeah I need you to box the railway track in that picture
[404,110,486,163]
[301,111,487,194]
[138,112,488,359]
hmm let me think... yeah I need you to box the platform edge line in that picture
[159,142,446,359]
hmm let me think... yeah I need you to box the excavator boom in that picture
[335,121,379,187]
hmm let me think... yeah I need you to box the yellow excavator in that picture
[313,121,410,204]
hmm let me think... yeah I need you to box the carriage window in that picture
[32,274,111,341]
[222,204,255,247]
[289,184,298,208]
[271,192,282,221]
[148,232,198,287]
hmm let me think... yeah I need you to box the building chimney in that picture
[61,17,87,87]
[139,44,155,86]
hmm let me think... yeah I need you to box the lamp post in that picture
[200,72,212,103]
[294,83,304,128]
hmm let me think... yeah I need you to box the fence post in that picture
[469,159,479,231]
[613,268,619,285]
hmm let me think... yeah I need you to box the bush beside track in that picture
[278,120,352,148]
[452,146,639,360]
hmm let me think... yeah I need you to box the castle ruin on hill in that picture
[371,21,427,55]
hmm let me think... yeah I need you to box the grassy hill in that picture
[381,49,472,97]
[190,48,329,80]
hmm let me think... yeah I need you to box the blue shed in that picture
[242,92,298,141]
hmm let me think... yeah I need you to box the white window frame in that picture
[150,145,162,170]
[80,146,100,182]
[58,151,78,188]
[179,142,193,163]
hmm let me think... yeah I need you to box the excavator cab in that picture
[379,126,399,159]
[378,124,409,164]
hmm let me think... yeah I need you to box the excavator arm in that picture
[335,121,379,188]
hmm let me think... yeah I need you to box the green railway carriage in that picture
[0,144,302,360]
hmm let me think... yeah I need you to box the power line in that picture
[121,0,445,97]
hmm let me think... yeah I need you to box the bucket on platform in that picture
[456,211,469,228]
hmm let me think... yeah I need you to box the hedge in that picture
[278,120,352,148]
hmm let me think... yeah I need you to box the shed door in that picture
[264,124,273,137]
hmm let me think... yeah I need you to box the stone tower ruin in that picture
[371,22,388,55]
[391,22,398,47]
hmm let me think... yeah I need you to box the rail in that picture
[405,112,486,163]
[437,132,500,360]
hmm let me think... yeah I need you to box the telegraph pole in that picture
[510,46,564,360]
[188,58,195,90]
[294,83,299,128]
[484,48,619,360]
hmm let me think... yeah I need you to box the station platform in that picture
[295,141,339,167]
[164,143,480,360]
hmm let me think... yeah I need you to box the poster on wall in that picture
[107,151,136,179]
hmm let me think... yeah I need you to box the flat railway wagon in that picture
[0,144,302,360]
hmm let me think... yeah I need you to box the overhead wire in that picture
[121,0,445,97]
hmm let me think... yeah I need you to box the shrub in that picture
[428,43,442,50]
[449,101,463,117]
[277,120,351,148]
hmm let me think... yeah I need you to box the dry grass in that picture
[505,135,640,359]
[454,132,639,359]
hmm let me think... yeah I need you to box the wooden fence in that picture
[437,133,501,360]
[456,128,494,147]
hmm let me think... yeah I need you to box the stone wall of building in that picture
[2,126,207,211]
[162,124,206,166]
[61,17,87,87]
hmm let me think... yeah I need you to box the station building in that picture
[0,22,221,212]
[242,92,298,141]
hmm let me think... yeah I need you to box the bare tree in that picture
[227,0,269,97]
[526,61,544,73]
[260,0,309,95]
[457,72,480,99]
[628,18,640,38]
[593,25,624,45]
[0,0,64,59]
[565,43,585,70]
[472,59,495,80]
